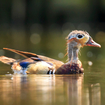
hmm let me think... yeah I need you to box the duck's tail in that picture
[0,56,16,65]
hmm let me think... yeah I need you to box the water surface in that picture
[0,71,103,105]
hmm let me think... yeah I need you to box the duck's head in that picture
[67,30,101,61]
[67,30,101,48]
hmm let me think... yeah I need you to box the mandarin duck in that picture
[0,30,101,74]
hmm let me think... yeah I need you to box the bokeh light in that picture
[58,52,64,59]
[87,51,93,58]
[30,33,41,44]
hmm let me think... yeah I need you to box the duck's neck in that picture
[67,42,80,62]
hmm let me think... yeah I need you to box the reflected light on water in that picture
[30,33,41,44]
[87,51,93,57]
[88,61,93,66]
[58,52,64,59]
[0,74,101,105]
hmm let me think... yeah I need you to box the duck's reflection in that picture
[62,75,83,105]
[0,74,101,105]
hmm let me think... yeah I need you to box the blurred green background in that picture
[0,1,105,105]
[0,0,105,73]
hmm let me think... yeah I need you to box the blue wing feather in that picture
[19,62,30,68]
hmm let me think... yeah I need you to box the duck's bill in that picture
[86,37,101,48]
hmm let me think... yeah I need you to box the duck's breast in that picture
[55,63,84,74]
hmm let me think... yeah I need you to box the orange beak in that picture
[86,37,101,48]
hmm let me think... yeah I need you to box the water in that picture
[0,68,104,105]
[0,57,104,105]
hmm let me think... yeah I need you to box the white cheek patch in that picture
[68,35,75,40]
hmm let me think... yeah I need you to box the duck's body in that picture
[0,56,55,74]
[27,61,55,74]
[0,30,101,74]
[55,60,83,74]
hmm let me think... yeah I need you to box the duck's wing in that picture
[3,48,38,58]
[3,48,64,69]
[0,56,16,65]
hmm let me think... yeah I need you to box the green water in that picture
[0,61,104,105]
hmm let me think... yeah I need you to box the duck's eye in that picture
[77,35,83,39]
